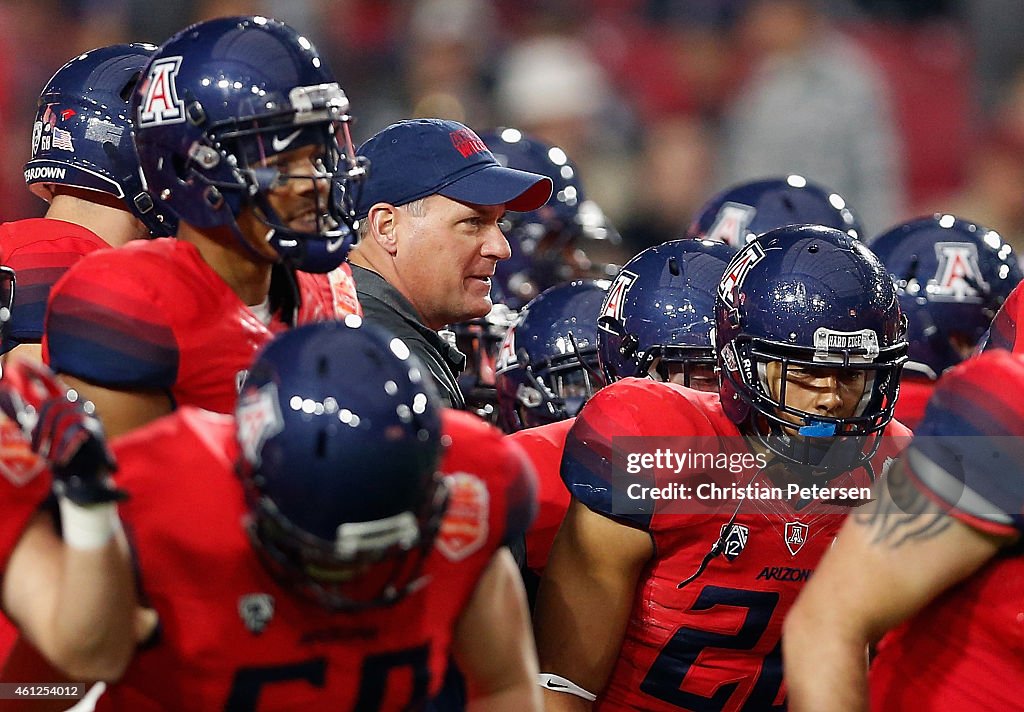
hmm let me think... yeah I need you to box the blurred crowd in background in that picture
[5,0,1024,258]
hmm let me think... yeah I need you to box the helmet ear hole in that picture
[204,186,223,209]
[620,332,638,359]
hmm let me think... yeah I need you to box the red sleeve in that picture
[982,282,1023,354]
[295,263,362,325]
[0,220,107,352]
[904,349,1024,536]
[508,419,574,572]
[43,248,179,389]
[561,379,713,530]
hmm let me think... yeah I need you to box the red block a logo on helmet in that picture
[139,56,185,127]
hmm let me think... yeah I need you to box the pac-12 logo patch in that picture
[720,523,749,561]
[436,472,489,561]
[138,56,185,127]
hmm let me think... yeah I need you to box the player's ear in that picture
[366,204,398,256]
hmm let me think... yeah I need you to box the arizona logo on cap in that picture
[450,128,488,159]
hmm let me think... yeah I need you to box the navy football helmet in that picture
[868,214,1022,380]
[453,303,517,423]
[716,225,907,475]
[25,44,175,236]
[598,239,736,390]
[687,176,864,247]
[236,319,447,611]
[482,127,620,309]
[495,280,607,432]
[132,16,366,272]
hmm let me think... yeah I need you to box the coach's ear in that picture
[365,204,399,256]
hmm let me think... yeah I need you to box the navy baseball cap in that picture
[355,118,553,220]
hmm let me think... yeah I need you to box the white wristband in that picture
[58,499,121,551]
[538,673,597,701]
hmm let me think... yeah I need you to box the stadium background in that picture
[2,0,1024,260]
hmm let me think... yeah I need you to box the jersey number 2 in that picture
[640,585,783,711]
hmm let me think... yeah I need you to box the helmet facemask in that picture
[508,337,604,430]
[245,473,448,612]
[184,82,365,272]
[723,331,905,476]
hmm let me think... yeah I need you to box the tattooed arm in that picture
[782,459,1016,712]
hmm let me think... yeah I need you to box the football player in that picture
[784,348,1024,711]
[496,280,608,435]
[0,42,174,686]
[42,16,367,438]
[0,358,136,683]
[495,280,607,580]
[869,214,1021,428]
[60,319,538,711]
[534,226,911,710]
[1,43,175,368]
[504,241,735,581]
[598,239,736,391]
[686,175,864,247]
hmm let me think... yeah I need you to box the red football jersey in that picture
[0,218,108,353]
[893,376,932,431]
[562,378,910,711]
[0,419,52,668]
[43,239,296,415]
[295,263,362,324]
[982,281,1024,354]
[507,418,574,573]
[0,217,108,668]
[97,408,534,711]
[870,350,1024,711]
